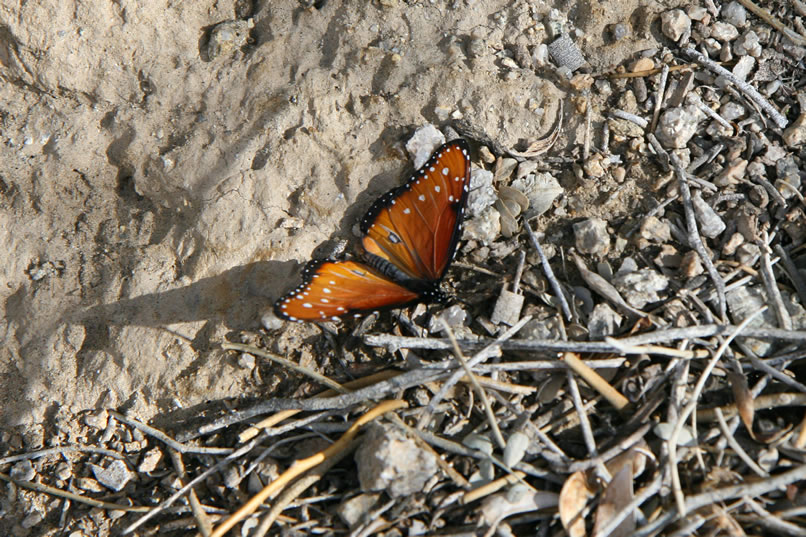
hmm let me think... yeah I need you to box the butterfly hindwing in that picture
[273,259,421,322]
[360,139,471,283]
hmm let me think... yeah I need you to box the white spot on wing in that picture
[303,303,313,308]
[442,167,449,175]
[434,186,440,193]
[323,288,331,293]
[403,208,411,214]
[321,298,329,303]
[418,194,425,201]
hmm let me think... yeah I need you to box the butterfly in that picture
[274,139,472,322]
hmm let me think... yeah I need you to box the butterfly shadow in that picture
[71,260,298,355]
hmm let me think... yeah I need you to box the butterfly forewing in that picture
[361,139,471,282]
[274,260,421,322]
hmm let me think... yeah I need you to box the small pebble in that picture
[355,423,438,497]
[714,158,748,187]
[661,9,691,42]
[722,232,745,256]
[587,303,623,338]
[710,22,739,42]
[782,112,806,148]
[630,57,655,72]
[83,410,109,430]
[691,194,726,238]
[478,145,496,164]
[721,1,747,28]
[573,218,610,257]
[206,19,253,59]
[547,35,586,72]
[611,22,629,42]
[613,268,669,309]
[735,242,761,265]
[679,250,704,278]
[731,55,755,81]
[719,101,746,121]
[22,512,44,529]
[464,207,501,243]
[467,168,496,217]
[654,244,681,268]
[11,460,36,481]
[687,6,708,21]
[491,287,525,326]
[734,30,761,57]
[655,105,702,148]
[726,286,776,355]
[406,125,445,169]
[639,215,671,243]
[91,460,131,492]
[338,493,381,528]
[503,432,530,467]
[430,304,467,332]
[138,448,163,473]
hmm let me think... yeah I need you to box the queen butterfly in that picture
[274,139,472,322]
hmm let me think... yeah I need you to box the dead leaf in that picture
[727,369,755,439]
[559,471,595,537]
[593,464,635,537]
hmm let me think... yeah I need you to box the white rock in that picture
[710,21,739,41]
[655,105,702,148]
[661,10,690,42]
[467,168,496,217]
[406,125,446,169]
[463,207,501,243]
[721,1,747,27]
[734,30,761,57]
[731,55,755,81]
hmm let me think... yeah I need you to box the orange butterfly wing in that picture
[274,260,420,322]
[360,140,471,284]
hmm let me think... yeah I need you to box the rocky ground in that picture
[1,0,805,535]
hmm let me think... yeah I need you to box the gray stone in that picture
[691,194,726,238]
[573,218,610,257]
[731,55,755,81]
[90,459,131,492]
[338,493,381,528]
[587,303,623,339]
[613,269,669,309]
[355,423,438,498]
[548,35,586,72]
[10,460,36,482]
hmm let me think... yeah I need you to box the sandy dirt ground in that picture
[1,0,656,432]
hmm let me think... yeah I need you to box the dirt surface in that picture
[0,0,650,433]
[2,0,804,534]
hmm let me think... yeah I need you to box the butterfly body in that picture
[274,139,471,322]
